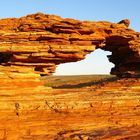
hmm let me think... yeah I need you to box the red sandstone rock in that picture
[0,12,139,78]
[0,77,140,139]
[0,12,140,140]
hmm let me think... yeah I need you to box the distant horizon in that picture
[53,73,113,76]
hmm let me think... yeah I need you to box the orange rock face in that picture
[0,12,139,78]
[0,13,140,140]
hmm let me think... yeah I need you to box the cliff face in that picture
[0,12,140,78]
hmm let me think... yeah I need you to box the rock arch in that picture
[0,13,139,79]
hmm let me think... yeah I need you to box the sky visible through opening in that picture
[0,0,139,75]
[55,49,114,75]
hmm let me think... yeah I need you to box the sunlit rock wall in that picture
[0,12,139,78]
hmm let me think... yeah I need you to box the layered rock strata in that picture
[0,78,140,139]
[0,12,140,78]
[0,13,140,140]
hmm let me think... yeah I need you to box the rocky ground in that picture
[0,75,140,140]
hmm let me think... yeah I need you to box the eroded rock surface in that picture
[0,13,140,140]
[0,77,140,139]
[0,12,140,78]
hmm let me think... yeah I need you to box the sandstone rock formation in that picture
[0,12,139,78]
[0,13,140,140]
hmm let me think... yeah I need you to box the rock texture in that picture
[0,77,140,139]
[0,12,139,78]
[0,13,140,140]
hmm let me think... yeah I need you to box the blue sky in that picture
[0,0,140,75]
